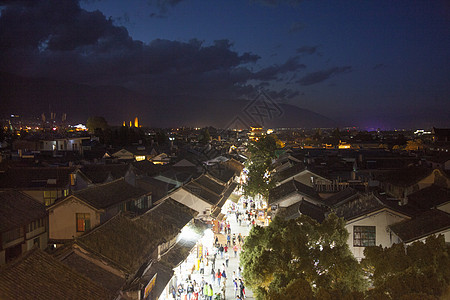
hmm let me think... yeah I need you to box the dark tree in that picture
[362,235,450,299]
[241,214,366,300]
[243,135,277,199]
[198,128,211,144]
[86,116,108,133]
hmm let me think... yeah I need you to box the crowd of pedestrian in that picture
[170,200,252,299]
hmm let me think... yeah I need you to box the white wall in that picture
[48,197,100,240]
[346,210,408,260]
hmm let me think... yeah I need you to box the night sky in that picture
[1,0,449,128]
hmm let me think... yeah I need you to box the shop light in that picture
[179,226,198,241]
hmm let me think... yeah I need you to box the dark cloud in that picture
[149,12,167,18]
[296,45,321,56]
[297,66,352,86]
[267,88,300,100]
[151,0,185,12]
[253,56,305,80]
[289,22,305,33]
[0,0,305,106]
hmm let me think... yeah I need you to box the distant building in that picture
[0,167,76,206]
[48,178,151,243]
[432,127,450,143]
[248,126,265,142]
[0,191,48,265]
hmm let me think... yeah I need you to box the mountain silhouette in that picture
[1,72,337,128]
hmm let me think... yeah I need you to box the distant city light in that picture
[74,124,87,131]
[414,129,431,135]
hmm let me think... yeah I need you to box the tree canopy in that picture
[362,234,450,299]
[86,116,108,132]
[243,135,277,199]
[198,128,211,144]
[240,214,366,300]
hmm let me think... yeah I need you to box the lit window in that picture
[353,226,376,247]
[135,155,146,161]
[43,190,58,206]
[76,213,91,232]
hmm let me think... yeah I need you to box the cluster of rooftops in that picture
[0,140,449,298]
[0,154,243,299]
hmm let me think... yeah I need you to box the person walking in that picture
[199,260,204,274]
[211,268,215,284]
[219,244,224,258]
[207,284,214,300]
[239,279,245,299]
[221,279,226,300]
[221,268,227,281]
[225,252,230,268]
[216,269,222,286]
[212,254,216,270]
[233,278,239,297]
[186,281,194,300]
[203,283,209,300]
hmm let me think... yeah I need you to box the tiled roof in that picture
[158,221,207,269]
[134,261,173,299]
[407,185,450,210]
[159,238,196,269]
[194,174,226,195]
[321,188,359,206]
[159,168,195,184]
[332,193,413,221]
[0,191,47,232]
[376,167,433,187]
[80,164,131,184]
[269,179,320,205]
[0,167,74,189]
[390,209,450,243]
[183,182,221,205]
[273,162,306,183]
[132,160,169,176]
[298,201,326,223]
[277,200,327,222]
[276,202,301,220]
[60,250,126,293]
[136,177,176,201]
[224,158,244,173]
[76,214,156,272]
[216,182,238,209]
[137,198,197,239]
[73,178,148,209]
[76,199,195,274]
[207,165,236,183]
[0,248,113,300]
[332,194,385,221]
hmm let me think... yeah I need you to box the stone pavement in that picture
[213,206,254,300]
[188,204,255,299]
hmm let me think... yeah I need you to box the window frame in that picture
[353,225,376,247]
[76,213,91,232]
